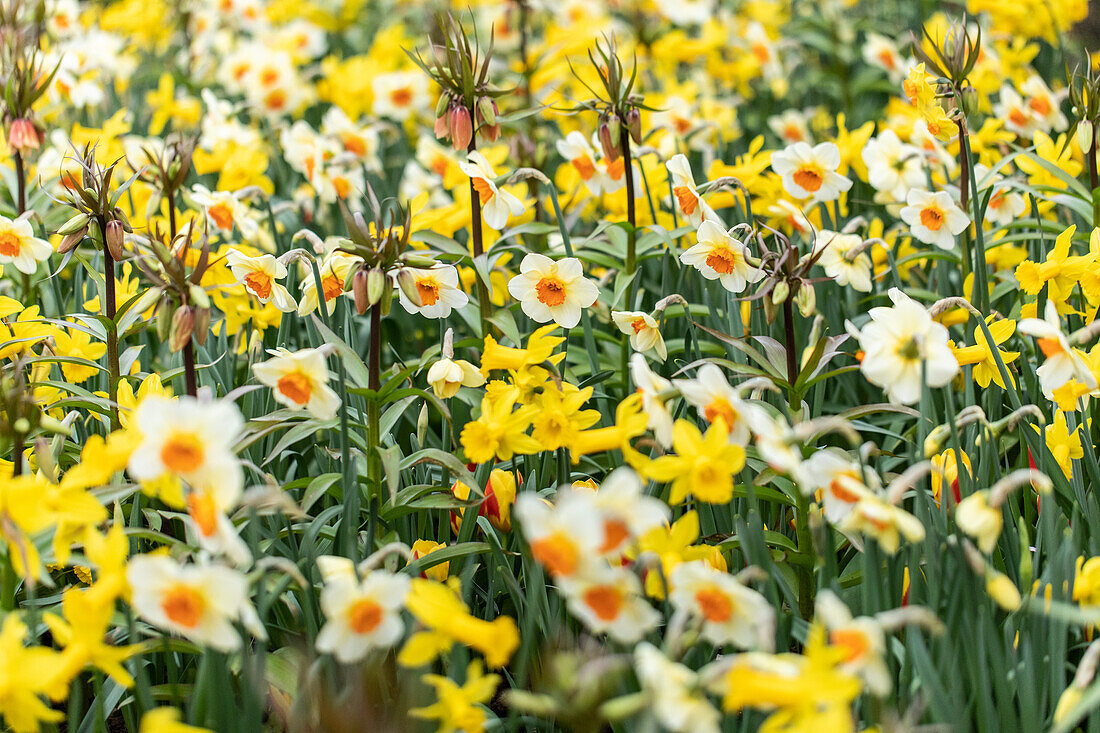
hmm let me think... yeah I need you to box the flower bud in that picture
[192,307,210,346]
[771,280,790,305]
[607,112,622,145]
[7,118,42,153]
[598,121,618,162]
[352,268,370,315]
[435,93,450,119]
[625,107,642,145]
[450,106,473,151]
[477,97,500,142]
[58,228,87,254]
[169,305,194,352]
[104,219,126,261]
[1079,119,1094,155]
[795,283,815,317]
[57,212,90,236]
[367,267,385,306]
[395,268,422,307]
[434,107,451,140]
[156,301,175,342]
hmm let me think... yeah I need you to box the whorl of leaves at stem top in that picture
[129,220,215,351]
[49,143,139,253]
[129,135,196,214]
[407,13,508,149]
[566,35,654,159]
[334,188,437,315]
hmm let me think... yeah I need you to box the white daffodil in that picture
[225,248,297,312]
[395,265,469,319]
[190,185,259,239]
[297,251,361,316]
[675,362,756,445]
[507,253,599,328]
[0,214,52,274]
[813,229,874,292]
[580,467,669,558]
[459,151,525,230]
[771,141,852,202]
[127,556,263,652]
[515,489,604,580]
[670,561,774,649]
[1018,300,1097,398]
[815,590,892,696]
[630,353,675,448]
[127,395,244,496]
[316,567,410,664]
[862,130,924,202]
[556,131,605,196]
[611,310,667,360]
[559,563,661,643]
[426,357,485,398]
[680,220,764,293]
[666,153,717,227]
[253,346,340,420]
[635,642,721,733]
[900,189,970,250]
[847,288,959,405]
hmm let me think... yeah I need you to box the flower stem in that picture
[467,120,492,337]
[620,127,637,275]
[98,215,122,430]
[1089,125,1099,229]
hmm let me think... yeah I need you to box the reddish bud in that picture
[104,219,126,261]
[450,106,473,151]
[7,118,42,153]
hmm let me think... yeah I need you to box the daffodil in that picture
[0,214,52,274]
[847,288,959,404]
[559,563,661,642]
[670,561,774,649]
[771,141,852,202]
[459,151,525,230]
[951,316,1019,389]
[315,560,410,663]
[253,346,340,420]
[409,661,500,733]
[900,189,970,250]
[680,219,764,293]
[507,253,599,328]
[955,490,1003,554]
[459,393,540,464]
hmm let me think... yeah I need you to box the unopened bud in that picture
[435,108,451,141]
[352,268,370,315]
[607,112,622,145]
[188,283,211,309]
[450,106,473,151]
[58,227,87,253]
[1079,119,1094,155]
[598,122,618,162]
[192,307,210,346]
[625,107,642,145]
[477,96,497,126]
[395,268,422,307]
[104,219,125,260]
[169,305,194,352]
[477,97,500,142]
[366,267,385,306]
[771,280,790,305]
[157,301,175,342]
[57,212,90,236]
[795,283,815,317]
[435,93,451,119]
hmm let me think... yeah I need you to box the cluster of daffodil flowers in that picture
[10,0,1100,732]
